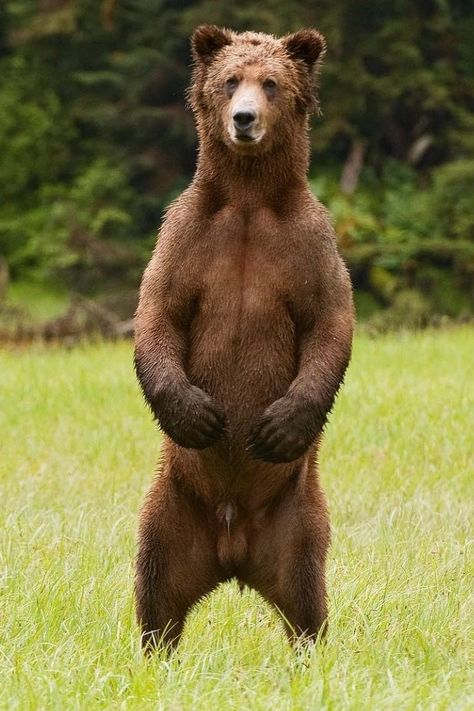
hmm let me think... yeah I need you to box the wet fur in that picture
[134,26,354,651]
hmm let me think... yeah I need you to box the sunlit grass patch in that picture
[1,328,473,709]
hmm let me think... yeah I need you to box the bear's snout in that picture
[227,82,266,148]
[233,109,257,133]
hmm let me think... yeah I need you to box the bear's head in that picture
[189,26,326,156]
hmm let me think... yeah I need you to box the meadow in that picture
[1,328,473,710]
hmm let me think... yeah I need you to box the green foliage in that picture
[0,58,72,200]
[0,157,138,282]
[429,159,474,241]
[6,280,70,321]
[0,0,473,323]
[312,158,474,322]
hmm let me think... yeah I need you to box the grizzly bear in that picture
[134,25,354,651]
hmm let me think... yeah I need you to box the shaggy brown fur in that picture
[134,25,354,651]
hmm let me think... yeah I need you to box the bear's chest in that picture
[197,206,301,316]
[185,207,302,400]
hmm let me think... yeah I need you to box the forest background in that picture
[1,0,473,333]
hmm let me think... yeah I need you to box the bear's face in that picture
[190,26,326,156]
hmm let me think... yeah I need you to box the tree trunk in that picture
[340,139,366,194]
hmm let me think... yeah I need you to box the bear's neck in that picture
[194,128,311,209]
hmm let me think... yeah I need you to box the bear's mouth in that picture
[227,122,265,150]
[235,132,256,143]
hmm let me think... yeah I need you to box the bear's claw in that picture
[247,395,315,463]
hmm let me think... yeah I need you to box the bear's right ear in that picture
[192,25,233,65]
[282,29,326,71]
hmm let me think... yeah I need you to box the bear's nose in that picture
[233,110,257,131]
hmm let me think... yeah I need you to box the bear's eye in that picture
[225,77,239,95]
[263,78,277,93]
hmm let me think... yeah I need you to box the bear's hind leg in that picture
[247,474,330,644]
[135,477,220,653]
[271,531,329,643]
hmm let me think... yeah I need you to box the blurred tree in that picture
[0,0,473,321]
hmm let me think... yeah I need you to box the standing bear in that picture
[134,25,354,650]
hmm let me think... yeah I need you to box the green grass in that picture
[1,328,473,710]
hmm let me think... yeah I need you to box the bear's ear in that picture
[282,29,326,70]
[192,25,233,65]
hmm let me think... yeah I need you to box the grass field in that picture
[1,328,473,710]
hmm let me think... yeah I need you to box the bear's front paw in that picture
[247,396,317,463]
[155,384,226,450]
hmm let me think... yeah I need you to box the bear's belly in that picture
[186,281,297,439]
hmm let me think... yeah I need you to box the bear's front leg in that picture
[134,262,227,450]
[134,229,227,451]
[148,378,227,450]
[248,392,321,463]
[249,275,353,463]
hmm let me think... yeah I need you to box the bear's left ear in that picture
[282,29,326,71]
[192,25,233,65]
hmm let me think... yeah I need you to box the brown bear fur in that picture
[134,25,354,651]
